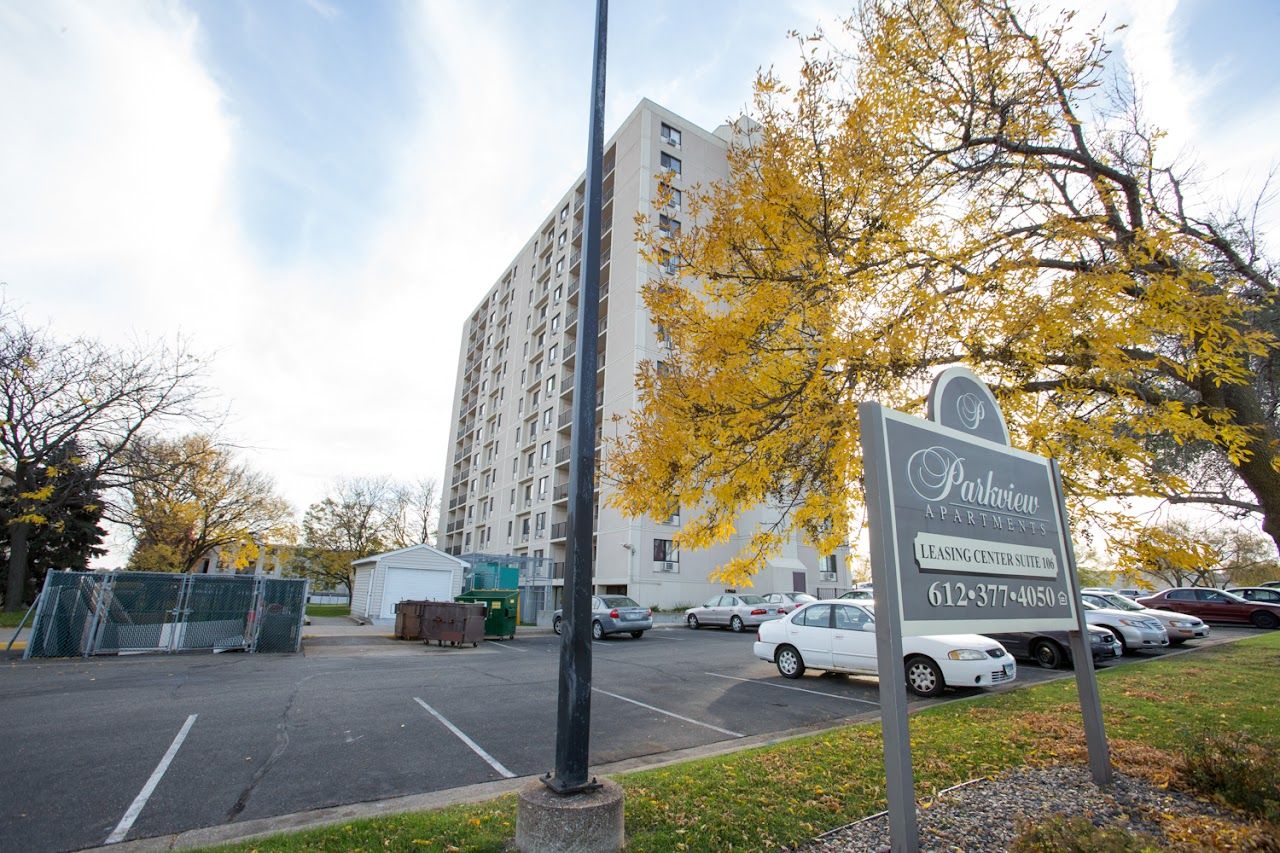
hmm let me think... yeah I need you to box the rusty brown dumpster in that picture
[395,600,431,640]
[421,601,486,647]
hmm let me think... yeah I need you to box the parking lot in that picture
[0,624,1258,852]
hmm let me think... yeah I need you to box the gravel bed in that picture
[799,765,1240,852]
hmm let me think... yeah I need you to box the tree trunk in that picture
[1221,383,1280,557]
[5,521,31,612]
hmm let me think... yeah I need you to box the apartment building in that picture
[438,99,842,613]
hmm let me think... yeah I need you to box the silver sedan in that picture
[762,592,817,614]
[685,594,784,632]
[552,595,653,639]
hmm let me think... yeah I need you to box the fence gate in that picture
[24,571,308,658]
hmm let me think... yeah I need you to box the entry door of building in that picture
[792,571,807,594]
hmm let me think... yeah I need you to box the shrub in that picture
[1177,731,1280,822]
[1009,816,1161,853]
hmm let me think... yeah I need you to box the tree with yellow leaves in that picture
[123,434,295,573]
[608,0,1279,584]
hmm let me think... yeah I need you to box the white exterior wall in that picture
[352,565,374,619]
[439,99,849,612]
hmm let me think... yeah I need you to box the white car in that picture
[1082,589,1208,645]
[752,600,1015,697]
[1079,600,1169,654]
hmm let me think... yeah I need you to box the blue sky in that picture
[1,1,1277,562]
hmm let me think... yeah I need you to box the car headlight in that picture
[1118,618,1144,627]
[947,649,987,661]
[1168,619,1195,628]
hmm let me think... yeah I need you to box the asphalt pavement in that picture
[0,622,1259,852]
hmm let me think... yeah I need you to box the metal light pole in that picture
[543,0,608,796]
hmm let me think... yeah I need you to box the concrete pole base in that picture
[515,778,624,853]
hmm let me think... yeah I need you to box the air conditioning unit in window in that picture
[820,571,837,582]
[654,561,678,573]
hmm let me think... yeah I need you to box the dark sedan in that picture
[1138,587,1280,629]
[983,625,1121,669]
[1226,587,1280,605]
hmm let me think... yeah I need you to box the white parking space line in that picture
[642,633,680,640]
[705,672,880,706]
[413,698,516,778]
[593,688,744,737]
[485,641,527,652]
[105,713,198,844]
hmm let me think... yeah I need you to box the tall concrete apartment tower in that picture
[439,100,841,614]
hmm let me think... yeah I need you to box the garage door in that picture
[381,566,453,619]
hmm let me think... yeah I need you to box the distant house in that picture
[192,542,290,577]
[352,544,467,622]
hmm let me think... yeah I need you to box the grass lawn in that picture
[0,609,34,629]
[208,632,1280,852]
[304,604,350,617]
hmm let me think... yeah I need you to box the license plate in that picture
[1003,663,1014,676]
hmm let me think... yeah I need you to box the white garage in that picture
[351,544,467,623]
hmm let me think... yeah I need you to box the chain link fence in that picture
[24,570,307,658]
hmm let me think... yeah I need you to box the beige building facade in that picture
[438,99,843,612]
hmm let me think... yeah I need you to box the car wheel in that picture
[687,614,700,629]
[1033,639,1064,669]
[592,620,604,640]
[552,615,563,635]
[905,656,944,698]
[730,615,745,633]
[776,645,805,679]
[1250,610,1279,629]
[630,631,644,639]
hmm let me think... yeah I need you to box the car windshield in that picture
[1081,601,1098,610]
[790,593,817,602]
[600,596,640,608]
[739,594,766,605]
[1101,594,1142,611]
[1219,590,1248,604]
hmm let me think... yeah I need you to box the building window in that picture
[548,344,558,363]
[560,203,569,222]
[555,257,565,275]
[543,408,553,427]
[540,440,551,462]
[538,476,548,499]
[659,215,681,239]
[653,539,679,563]
[551,313,561,332]
[553,284,562,302]
[546,375,556,393]
[660,152,682,176]
[558,231,567,247]
[660,184,682,210]
[535,512,547,536]
[660,123,682,146]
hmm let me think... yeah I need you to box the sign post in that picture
[859,367,1110,853]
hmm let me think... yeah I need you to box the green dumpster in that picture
[455,590,519,640]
